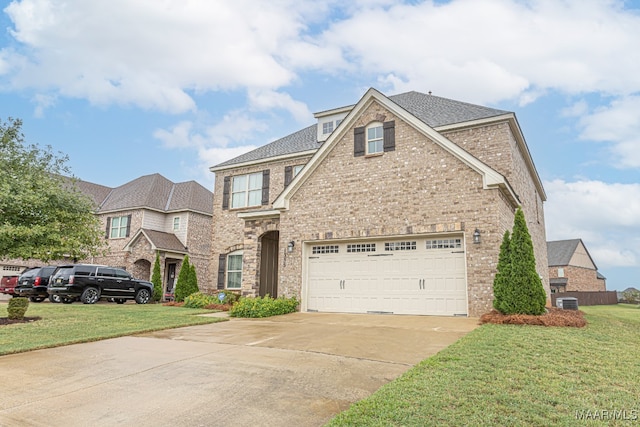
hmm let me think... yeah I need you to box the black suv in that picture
[15,266,58,302]
[48,264,153,304]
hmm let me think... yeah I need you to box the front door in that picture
[166,263,176,292]
[259,231,279,298]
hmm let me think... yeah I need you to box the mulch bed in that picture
[0,316,42,325]
[480,308,587,327]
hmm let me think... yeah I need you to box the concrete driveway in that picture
[0,312,478,427]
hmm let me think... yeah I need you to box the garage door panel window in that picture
[312,245,339,254]
[425,239,462,249]
[385,241,417,251]
[226,252,243,289]
[347,243,376,253]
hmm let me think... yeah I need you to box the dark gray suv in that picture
[48,264,153,304]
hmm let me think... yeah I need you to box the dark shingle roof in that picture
[96,173,213,214]
[141,229,187,252]
[213,90,510,168]
[547,239,581,266]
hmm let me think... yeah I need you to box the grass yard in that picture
[328,305,640,427]
[0,301,225,355]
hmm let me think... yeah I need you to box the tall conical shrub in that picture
[492,230,511,313]
[497,208,547,315]
[151,252,162,302]
[174,255,191,302]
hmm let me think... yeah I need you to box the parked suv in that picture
[48,264,153,304]
[15,266,58,302]
[0,275,19,297]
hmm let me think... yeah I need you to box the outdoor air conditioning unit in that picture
[556,297,579,310]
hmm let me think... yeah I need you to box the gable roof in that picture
[124,228,188,254]
[547,239,598,270]
[211,90,510,170]
[273,88,519,211]
[93,173,213,215]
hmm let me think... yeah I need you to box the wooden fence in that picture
[550,291,618,307]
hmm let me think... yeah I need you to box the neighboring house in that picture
[209,88,549,317]
[547,239,606,292]
[0,174,214,297]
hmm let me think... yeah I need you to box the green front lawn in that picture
[328,305,640,426]
[0,301,225,355]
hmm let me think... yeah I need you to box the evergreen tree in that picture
[492,230,511,312]
[174,255,191,302]
[151,252,162,302]
[188,262,199,295]
[501,208,547,315]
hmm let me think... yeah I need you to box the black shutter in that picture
[284,166,293,187]
[217,254,226,290]
[105,217,111,239]
[125,214,132,237]
[261,169,270,205]
[222,176,231,210]
[354,126,365,157]
[383,121,395,152]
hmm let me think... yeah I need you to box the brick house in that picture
[1,174,213,296]
[209,88,549,317]
[547,239,606,293]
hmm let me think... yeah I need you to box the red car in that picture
[0,275,19,296]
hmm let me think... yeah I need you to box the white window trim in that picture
[231,172,263,209]
[173,216,180,231]
[293,165,304,177]
[366,122,383,155]
[226,250,243,289]
[110,216,128,239]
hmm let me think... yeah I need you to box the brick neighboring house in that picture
[209,88,549,317]
[547,239,606,293]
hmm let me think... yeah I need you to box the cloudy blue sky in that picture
[1,0,639,291]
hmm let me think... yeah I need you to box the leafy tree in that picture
[492,230,511,313]
[174,255,192,302]
[151,252,162,302]
[495,208,547,315]
[0,117,104,261]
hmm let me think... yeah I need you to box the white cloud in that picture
[577,95,640,168]
[247,89,312,123]
[544,179,640,268]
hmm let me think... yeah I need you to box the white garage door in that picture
[305,237,467,316]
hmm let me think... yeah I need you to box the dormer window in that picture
[322,121,334,134]
[353,121,395,157]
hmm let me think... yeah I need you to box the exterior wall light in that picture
[473,229,481,244]
[287,241,295,253]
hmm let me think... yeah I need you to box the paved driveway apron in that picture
[0,312,477,427]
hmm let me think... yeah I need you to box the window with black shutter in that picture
[354,126,365,157]
[261,169,270,205]
[222,176,230,210]
[216,254,226,290]
[383,120,395,152]
[284,166,293,187]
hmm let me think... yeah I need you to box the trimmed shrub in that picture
[174,255,192,302]
[7,297,29,320]
[152,252,162,302]
[496,208,547,315]
[229,295,298,318]
[184,292,219,309]
[492,230,511,313]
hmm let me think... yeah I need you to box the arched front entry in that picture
[259,231,279,298]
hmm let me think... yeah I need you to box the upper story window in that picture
[293,165,304,177]
[322,121,334,134]
[284,165,305,187]
[558,268,564,278]
[109,215,130,239]
[354,120,395,157]
[232,172,263,208]
[367,123,384,155]
[222,170,270,210]
[173,217,180,231]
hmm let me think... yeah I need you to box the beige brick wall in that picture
[549,266,605,292]
[210,100,549,316]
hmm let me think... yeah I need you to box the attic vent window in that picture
[322,121,334,134]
